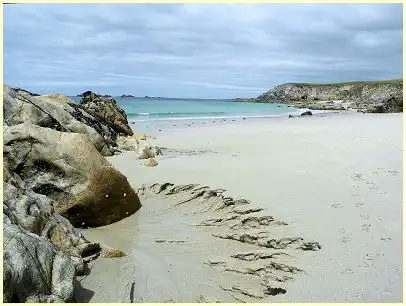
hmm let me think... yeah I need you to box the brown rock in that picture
[62,166,142,227]
[4,123,141,228]
[100,248,126,258]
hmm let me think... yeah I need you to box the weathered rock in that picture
[3,158,54,235]
[4,123,142,227]
[62,165,142,227]
[137,144,162,159]
[4,85,66,132]
[300,111,313,116]
[100,248,126,258]
[12,87,40,97]
[41,214,101,257]
[4,159,98,257]
[3,85,115,156]
[80,91,133,136]
[3,223,75,302]
[144,158,158,167]
[117,135,139,152]
[255,80,403,113]
[3,86,143,302]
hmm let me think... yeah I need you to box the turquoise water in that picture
[70,97,298,121]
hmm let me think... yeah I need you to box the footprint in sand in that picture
[380,237,392,241]
[362,254,374,268]
[352,173,365,181]
[360,214,370,220]
[339,235,351,243]
[340,267,354,274]
[338,229,352,243]
[361,224,371,232]
[354,201,364,207]
[331,203,343,208]
[366,181,378,191]
[387,169,399,176]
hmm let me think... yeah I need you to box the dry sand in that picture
[76,112,402,302]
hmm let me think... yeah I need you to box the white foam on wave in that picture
[128,109,337,123]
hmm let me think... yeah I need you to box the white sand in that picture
[77,112,402,302]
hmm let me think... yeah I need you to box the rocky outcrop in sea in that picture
[2,86,161,302]
[253,80,402,113]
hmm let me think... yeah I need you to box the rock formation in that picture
[80,91,133,136]
[3,85,143,302]
[4,86,117,156]
[253,80,402,113]
[4,123,142,227]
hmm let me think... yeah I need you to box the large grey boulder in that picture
[3,222,75,302]
[137,144,162,159]
[80,91,133,136]
[3,85,116,156]
[4,123,142,227]
[4,159,99,274]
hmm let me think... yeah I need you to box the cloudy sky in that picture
[4,3,402,98]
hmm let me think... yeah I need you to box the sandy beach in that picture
[75,112,402,302]
[4,3,403,303]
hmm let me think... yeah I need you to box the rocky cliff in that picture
[254,80,403,113]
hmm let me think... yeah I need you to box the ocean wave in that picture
[129,113,288,122]
[127,109,338,123]
[128,111,226,117]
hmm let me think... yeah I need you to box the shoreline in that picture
[129,109,347,134]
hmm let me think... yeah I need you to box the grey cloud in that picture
[4,3,402,98]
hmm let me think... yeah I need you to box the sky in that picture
[4,3,403,99]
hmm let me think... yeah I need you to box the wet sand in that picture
[76,112,402,302]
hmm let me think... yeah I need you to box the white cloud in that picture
[4,3,402,98]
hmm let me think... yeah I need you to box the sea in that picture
[69,96,307,133]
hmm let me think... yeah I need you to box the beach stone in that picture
[300,111,313,116]
[3,222,75,302]
[100,248,126,258]
[144,158,158,167]
[116,135,139,152]
[137,144,162,159]
[4,123,142,227]
[80,91,133,136]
